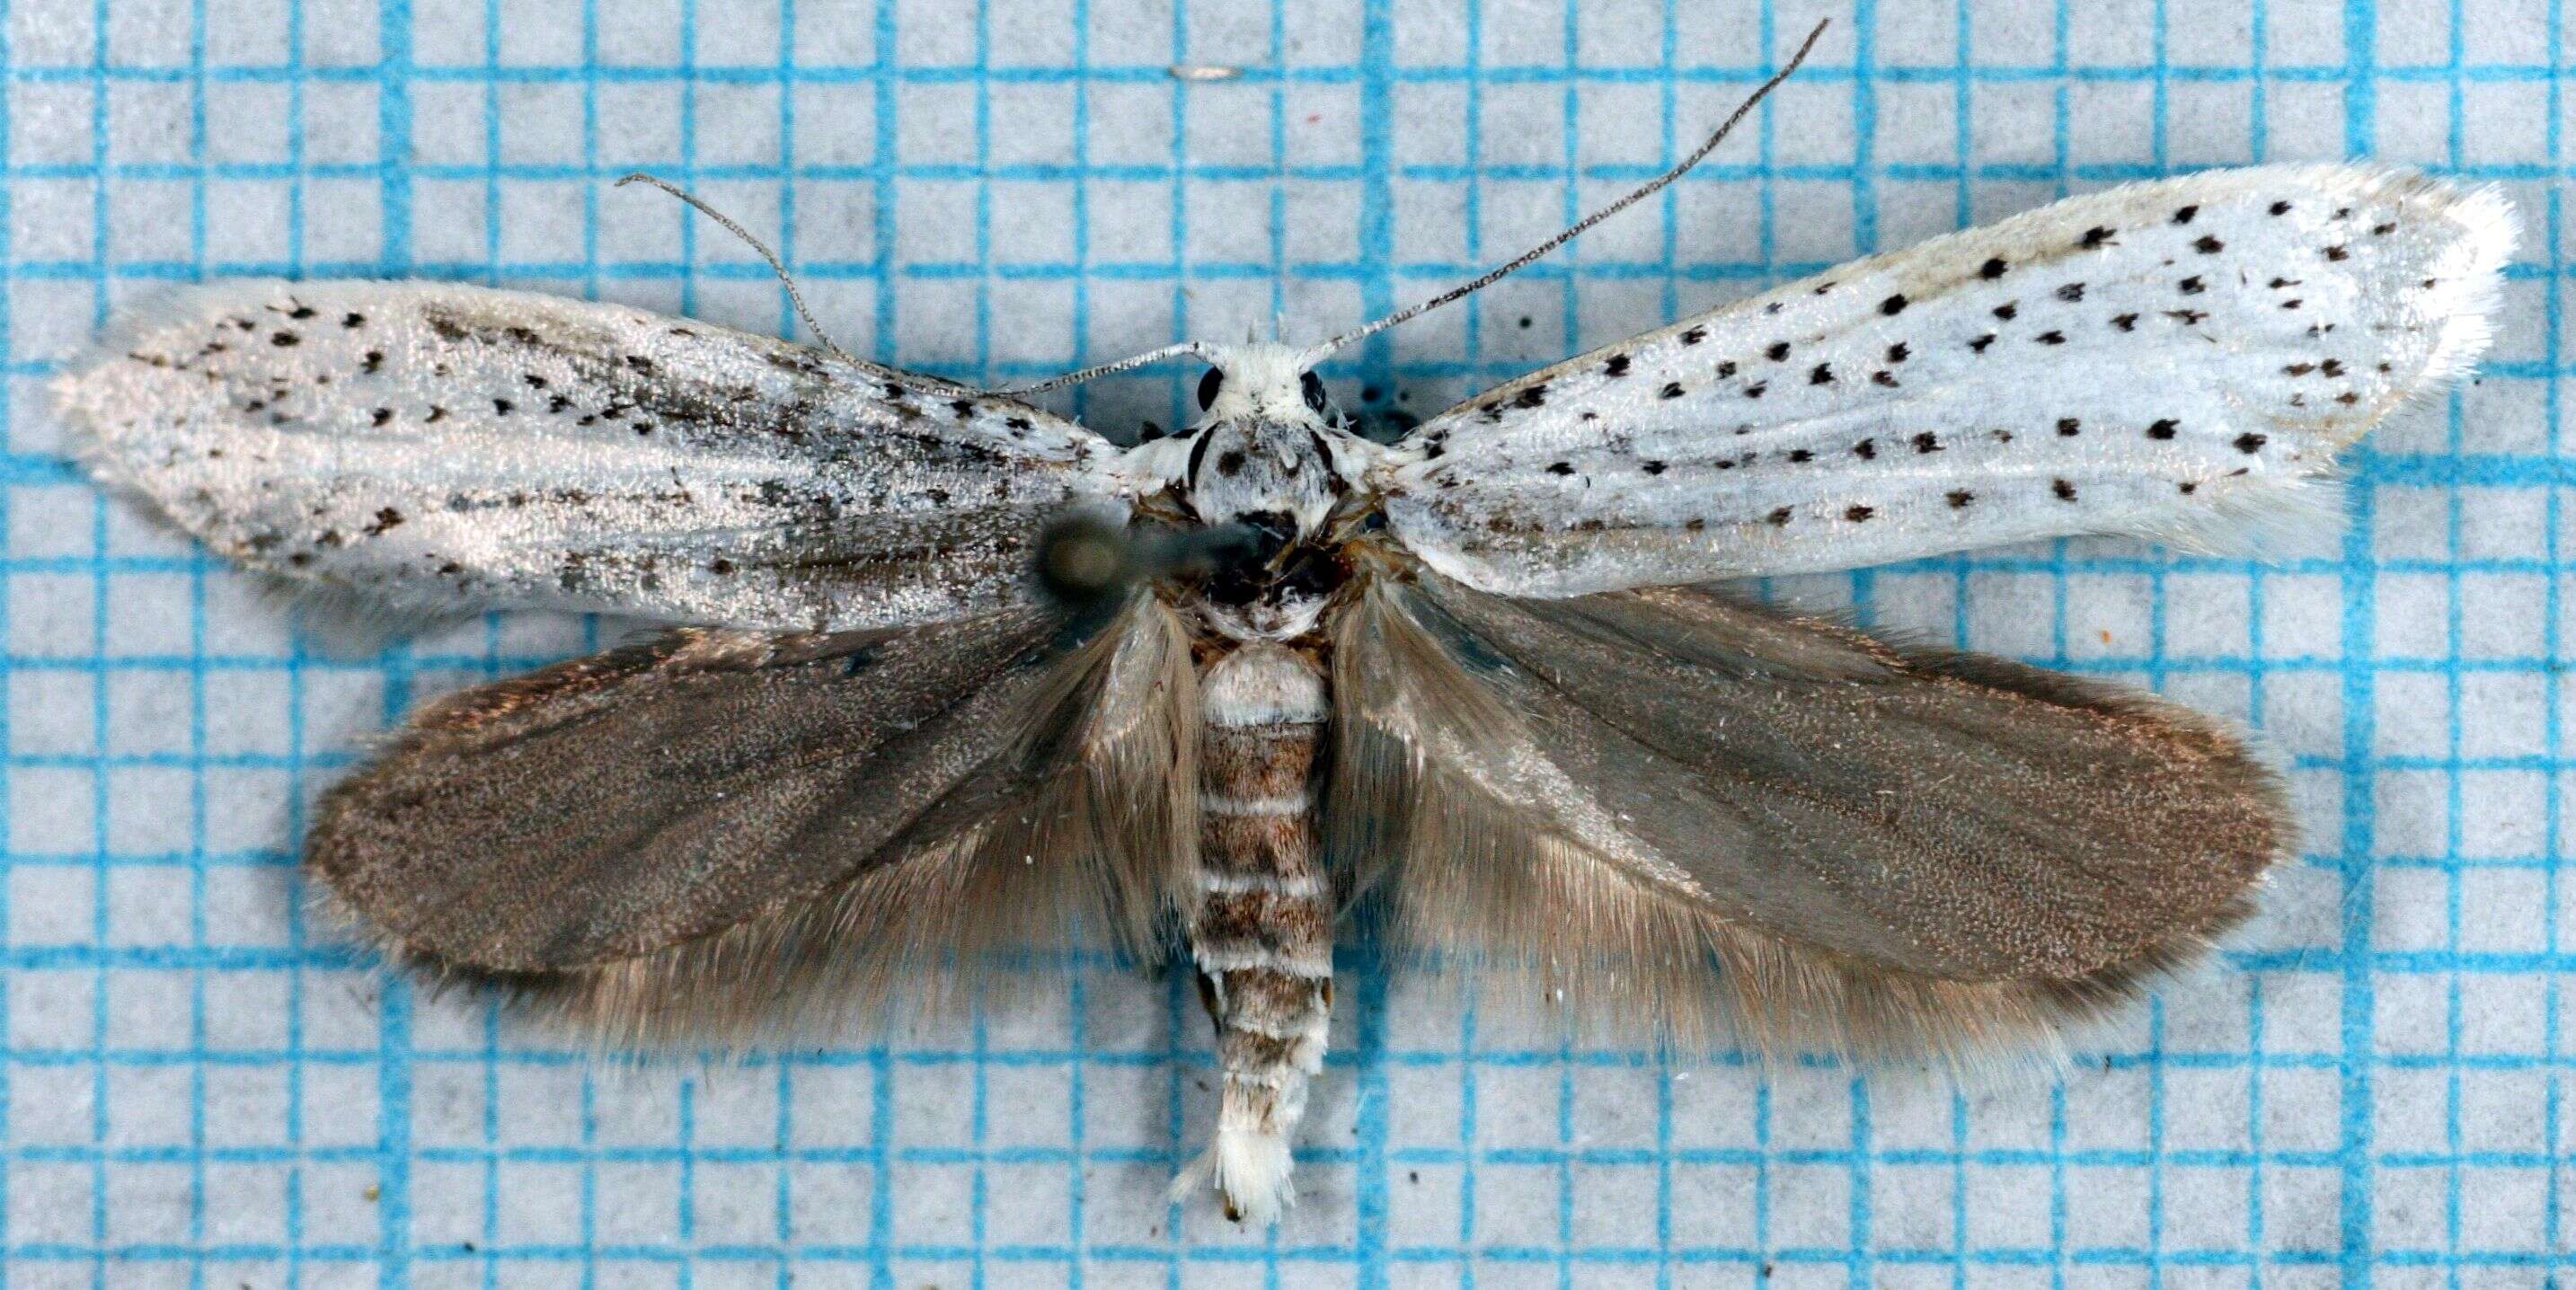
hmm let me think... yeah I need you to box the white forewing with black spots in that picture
[63,280,1125,632]
[1374,165,2513,598]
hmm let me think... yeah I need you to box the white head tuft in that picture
[1196,342,1323,427]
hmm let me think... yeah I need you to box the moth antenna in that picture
[1300,17,1829,364]
[614,172,859,369]
[996,340,1217,397]
[977,22,1836,400]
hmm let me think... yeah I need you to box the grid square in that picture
[697,0,787,66]
[1968,82,2058,168]
[2065,1165,2150,1250]
[2067,3,2154,66]
[9,970,100,1050]
[786,1159,877,1245]
[597,0,684,66]
[1181,83,1279,170]
[2377,3,2454,66]
[1872,1162,1957,1249]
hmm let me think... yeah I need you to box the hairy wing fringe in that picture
[1330,573,2276,1069]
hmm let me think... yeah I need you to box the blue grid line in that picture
[22,60,2576,87]
[2545,0,2570,1266]
[4,0,2573,1285]
[0,0,15,1280]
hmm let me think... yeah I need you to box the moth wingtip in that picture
[49,278,320,492]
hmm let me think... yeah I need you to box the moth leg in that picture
[1169,641,1334,1224]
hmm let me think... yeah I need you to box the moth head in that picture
[1189,342,1339,429]
[1160,342,1343,545]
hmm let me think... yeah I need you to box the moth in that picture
[53,27,2513,1224]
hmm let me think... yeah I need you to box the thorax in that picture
[1121,344,1379,641]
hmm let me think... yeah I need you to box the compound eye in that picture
[1196,367,1225,411]
[1299,371,1330,414]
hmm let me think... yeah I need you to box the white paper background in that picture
[1,0,2566,1285]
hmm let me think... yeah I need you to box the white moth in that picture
[53,25,2512,1224]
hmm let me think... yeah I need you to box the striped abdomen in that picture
[1168,640,1334,1222]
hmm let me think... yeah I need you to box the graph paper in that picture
[2,0,2566,1285]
